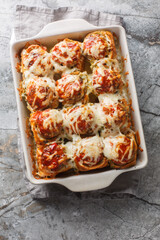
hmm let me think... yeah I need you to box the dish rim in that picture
[10,19,148,192]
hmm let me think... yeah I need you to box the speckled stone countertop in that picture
[0,1,160,239]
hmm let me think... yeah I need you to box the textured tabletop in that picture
[0,0,160,239]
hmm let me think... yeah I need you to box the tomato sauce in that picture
[41,143,65,169]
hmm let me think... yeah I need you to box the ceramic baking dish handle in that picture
[34,19,96,38]
[60,171,122,192]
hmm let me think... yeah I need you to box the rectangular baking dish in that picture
[10,19,148,192]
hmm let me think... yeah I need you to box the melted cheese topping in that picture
[30,109,63,142]
[103,135,125,159]
[92,58,120,72]
[36,142,71,177]
[90,40,105,59]
[51,40,79,62]
[42,109,62,131]
[91,58,122,94]
[65,141,75,159]
[52,62,79,76]
[83,32,112,60]
[103,135,134,162]
[94,104,120,137]
[21,45,52,78]
[56,72,88,104]
[98,93,122,104]
[94,95,129,137]
[62,104,98,136]
[83,36,106,59]
[74,136,104,167]
[24,77,58,111]
[51,39,83,74]
[57,74,82,93]
[93,100,118,127]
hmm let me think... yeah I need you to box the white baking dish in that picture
[10,19,148,192]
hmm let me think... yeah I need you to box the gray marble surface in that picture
[0,0,160,239]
